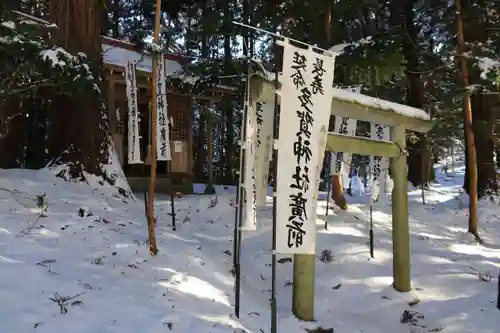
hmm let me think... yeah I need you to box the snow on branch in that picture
[0,15,101,101]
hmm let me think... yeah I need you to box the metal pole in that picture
[270,49,280,333]
[234,145,246,318]
[233,165,242,267]
[369,204,374,258]
[325,153,332,227]
[234,66,250,318]
[144,191,148,219]
[170,194,176,231]
[167,119,176,231]
[497,271,500,310]
[146,0,162,256]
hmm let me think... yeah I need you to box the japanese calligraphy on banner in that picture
[156,57,172,161]
[253,99,274,207]
[370,123,390,203]
[242,99,257,231]
[331,86,360,185]
[126,61,142,164]
[276,40,336,254]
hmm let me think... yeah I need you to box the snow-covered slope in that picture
[1,159,499,332]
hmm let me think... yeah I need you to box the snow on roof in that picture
[102,43,184,76]
[331,88,430,120]
[328,43,349,54]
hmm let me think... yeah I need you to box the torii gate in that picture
[248,70,434,320]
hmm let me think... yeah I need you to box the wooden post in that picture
[292,253,315,320]
[146,0,161,256]
[390,125,411,292]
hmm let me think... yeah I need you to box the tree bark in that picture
[48,0,107,178]
[397,0,432,188]
[218,111,225,183]
[321,1,347,209]
[460,0,497,198]
[195,0,209,181]
[455,0,479,238]
[223,0,234,184]
[0,1,24,169]
[111,0,120,38]
[471,90,497,197]
[204,105,215,194]
[495,110,500,169]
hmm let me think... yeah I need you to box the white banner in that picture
[332,116,357,184]
[156,57,172,161]
[253,100,274,207]
[332,86,360,185]
[126,61,142,164]
[276,40,336,254]
[370,123,390,203]
[242,100,257,231]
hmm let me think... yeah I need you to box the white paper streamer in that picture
[126,61,142,164]
[253,99,274,207]
[332,86,360,186]
[156,57,171,161]
[242,100,257,231]
[370,123,390,203]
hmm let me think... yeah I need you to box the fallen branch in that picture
[15,214,43,237]
[49,292,85,314]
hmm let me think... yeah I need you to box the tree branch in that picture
[0,111,22,140]
[0,79,58,98]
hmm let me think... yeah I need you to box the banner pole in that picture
[369,203,374,258]
[234,64,251,319]
[325,153,332,223]
[270,42,280,333]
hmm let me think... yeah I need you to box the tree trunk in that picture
[48,0,107,179]
[248,0,254,57]
[25,97,48,169]
[495,110,500,169]
[197,110,206,181]
[471,91,497,197]
[223,0,234,184]
[455,0,479,238]
[0,98,24,169]
[204,108,215,194]
[195,0,209,181]
[242,0,250,57]
[0,1,24,169]
[111,0,120,38]
[397,0,432,188]
[321,1,347,209]
[218,113,225,183]
[461,0,497,198]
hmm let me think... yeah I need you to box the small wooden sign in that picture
[174,141,183,153]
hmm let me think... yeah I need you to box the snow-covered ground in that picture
[1,157,500,333]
